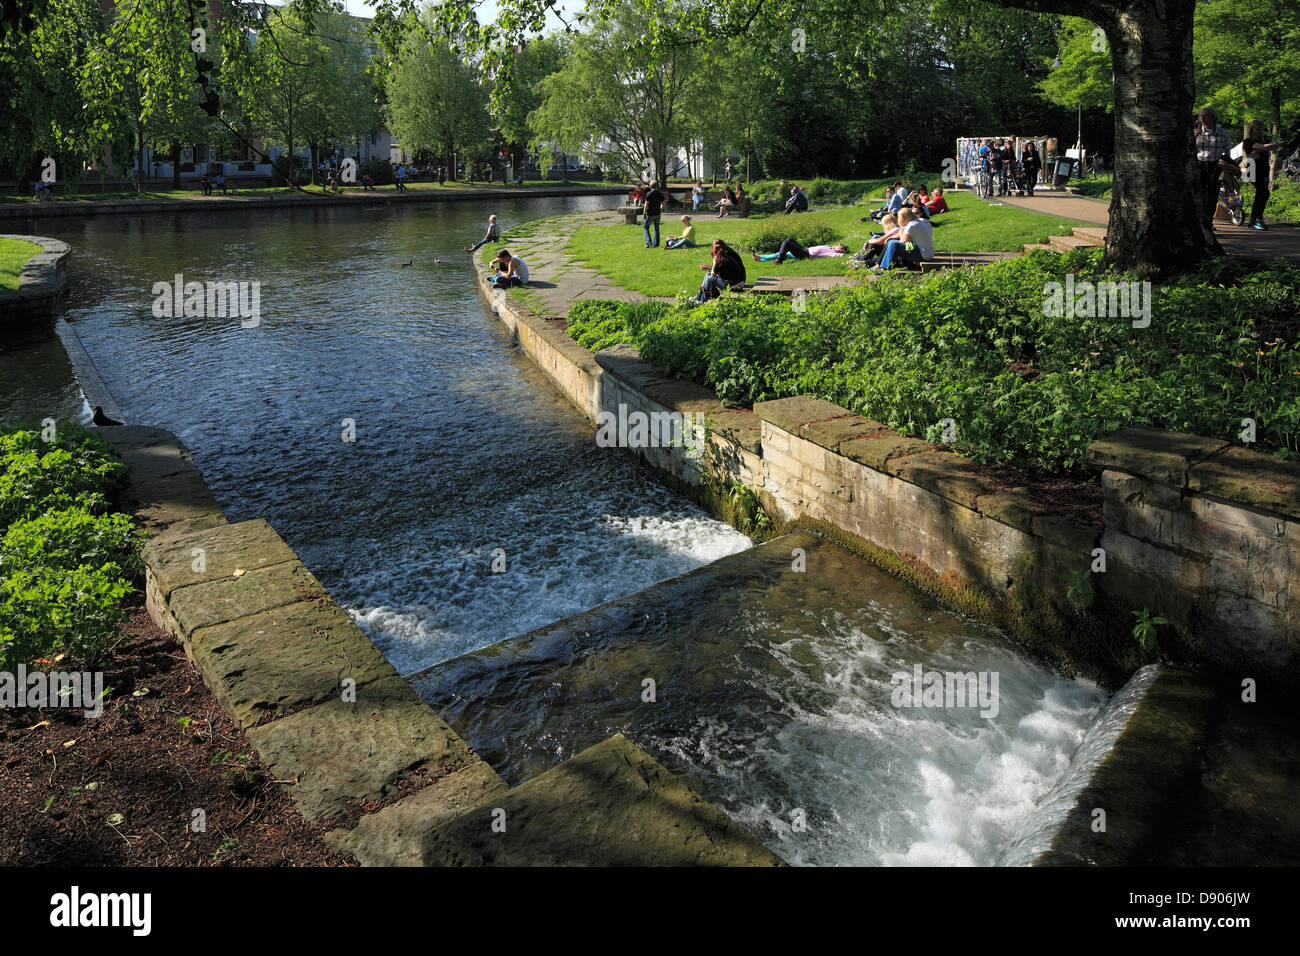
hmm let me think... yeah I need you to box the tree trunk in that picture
[1270,85,1283,183]
[171,142,181,190]
[986,0,1216,277]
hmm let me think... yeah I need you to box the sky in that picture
[339,0,585,29]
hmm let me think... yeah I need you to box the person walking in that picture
[1242,120,1277,230]
[1195,107,1233,234]
[394,163,408,191]
[642,179,665,248]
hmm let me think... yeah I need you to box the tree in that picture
[495,35,567,180]
[384,21,493,179]
[529,0,705,185]
[1195,0,1300,180]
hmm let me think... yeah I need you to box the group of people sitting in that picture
[866,181,947,221]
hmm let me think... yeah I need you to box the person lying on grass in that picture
[694,239,746,303]
[665,215,697,249]
[751,239,849,264]
[852,212,902,267]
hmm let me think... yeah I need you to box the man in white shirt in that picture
[490,248,529,287]
[876,210,935,270]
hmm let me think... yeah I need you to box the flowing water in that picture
[1,196,1110,865]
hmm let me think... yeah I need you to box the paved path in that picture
[996,190,1300,261]
[496,210,671,316]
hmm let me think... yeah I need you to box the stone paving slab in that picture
[143,518,298,602]
[1188,445,1300,521]
[189,598,400,730]
[1087,426,1230,487]
[101,426,227,532]
[753,396,864,435]
[246,675,481,824]
[168,557,325,635]
[323,761,509,866]
[421,734,784,866]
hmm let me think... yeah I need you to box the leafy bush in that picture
[567,251,1300,470]
[1,509,144,577]
[567,299,671,351]
[0,564,133,669]
[739,215,840,253]
[0,423,141,669]
[0,425,126,529]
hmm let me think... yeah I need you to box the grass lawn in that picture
[560,188,1092,297]
[0,237,40,291]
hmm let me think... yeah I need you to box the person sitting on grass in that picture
[874,208,935,271]
[864,181,907,222]
[361,174,377,190]
[665,215,697,249]
[925,187,948,215]
[784,184,809,213]
[752,239,849,264]
[852,212,902,267]
[908,191,930,219]
[488,248,529,287]
[694,239,746,303]
[465,214,501,253]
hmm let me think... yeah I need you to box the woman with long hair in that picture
[695,239,746,302]
[1243,120,1278,230]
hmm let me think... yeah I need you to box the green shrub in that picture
[359,158,394,186]
[739,215,839,253]
[0,424,126,529]
[0,563,133,669]
[567,299,670,351]
[569,251,1300,470]
[1,509,143,577]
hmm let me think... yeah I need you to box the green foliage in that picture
[567,251,1300,470]
[1064,568,1095,611]
[0,425,126,528]
[1,509,144,577]
[567,299,672,351]
[0,563,134,669]
[358,159,394,185]
[1039,16,1113,113]
[0,423,141,670]
[739,215,840,253]
[1131,608,1167,652]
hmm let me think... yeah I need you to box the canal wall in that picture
[104,424,780,866]
[0,235,70,334]
[479,273,1300,685]
[0,185,626,220]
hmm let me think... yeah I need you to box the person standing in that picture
[1242,120,1277,230]
[642,179,665,248]
[394,163,407,191]
[1020,141,1042,197]
[1195,108,1233,233]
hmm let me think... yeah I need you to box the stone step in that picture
[1073,226,1108,243]
[420,734,785,866]
[1049,233,1102,253]
[1022,243,1053,252]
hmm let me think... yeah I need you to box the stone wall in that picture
[0,235,70,334]
[1088,427,1299,671]
[481,279,1300,681]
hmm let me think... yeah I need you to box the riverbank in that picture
[1,181,625,220]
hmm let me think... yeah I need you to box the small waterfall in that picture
[996,664,1161,865]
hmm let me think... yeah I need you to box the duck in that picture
[399,257,414,267]
[92,406,124,426]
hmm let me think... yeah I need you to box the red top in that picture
[926,196,949,214]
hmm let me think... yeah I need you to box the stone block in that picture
[422,734,784,866]
[143,518,299,602]
[1189,445,1300,521]
[169,559,326,635]
[752,396,853,434]
[1087,426,1228,487]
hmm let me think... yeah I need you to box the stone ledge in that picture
[421,733,784,866]
[753,395,859,436]
[1086,426,1229,488]
[323,762,509,866]
[167,557,325,635]
[101,426,226,532]
[246,675,482,825]
[1188,445,1300,522]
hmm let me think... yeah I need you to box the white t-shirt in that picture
[901,220,934,260]
[509,256,529,282]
